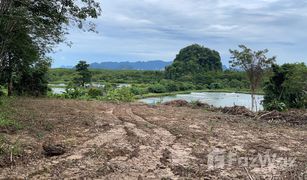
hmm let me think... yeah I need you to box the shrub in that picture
[64,88,84,99]
[263,63,307,110]
[105,87,135,102]
[195,84,206,90]
[227,79,244,89]
[165,82,179,92]
[209,83,223,89]
[178,82,194,91]
[63,83,86,99]
[0,117,22,130]
[263,100,287,112]
[88,88,103,98]
[130,86,147,95]
[0,135,23,157]
[148,84,167,93]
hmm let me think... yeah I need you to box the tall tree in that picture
[0,0,101,96]
[229,45,276,111]
[75,60,92,87]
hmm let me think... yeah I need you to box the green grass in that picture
[0,135,23,157]
[0,97,22,131]
[0,117,22,130]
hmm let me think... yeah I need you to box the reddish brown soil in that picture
[0,98,306,179]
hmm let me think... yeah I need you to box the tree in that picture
[74,61,92,87]
[14,58,51,96]
[165,44,223,80]
[0,0,101,96]
[229,45,276,111]
[263,63,307,110]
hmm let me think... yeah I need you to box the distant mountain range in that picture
[88,60,172,70]
[59,60,229,71]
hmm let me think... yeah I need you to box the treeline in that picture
[49,69,165,84]
[49,68,252,90]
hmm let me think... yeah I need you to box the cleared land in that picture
[0,98,306,179]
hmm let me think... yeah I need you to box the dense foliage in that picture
[263,63,307,110]
[49,68,254,91]
[0,0,101,96]
[49,69,165,84]
[165,44,222,80]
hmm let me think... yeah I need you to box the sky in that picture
[51,0,307,67]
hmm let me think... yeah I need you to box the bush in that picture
[88,88,103,98]
[105,87,135,102]
[209,83,223,89]
[263,63,307,110]
[130,86,147,95]
[263,100,287,112]
[195,84,206,90]
[63,83,86,99]
[177,82,194,91]
[164,81,179,92]
[227,79,244,89]
[148,84,167,93]
[0,117,22,131]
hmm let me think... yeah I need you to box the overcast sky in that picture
[51,0,307,67]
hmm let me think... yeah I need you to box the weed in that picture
[0,135,23,157]
[0,117,22,131]
[43,122,54,131]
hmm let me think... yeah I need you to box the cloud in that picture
[51,0,307,67]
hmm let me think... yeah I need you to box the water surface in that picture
[139,92,264,111]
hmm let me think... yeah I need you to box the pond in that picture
[139,92,264,111]
[51,87,66,94]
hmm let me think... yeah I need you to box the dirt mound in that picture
[258,110,307,125]
[191,101,212,109]
[162,100,189,107]
[221,105,254,117]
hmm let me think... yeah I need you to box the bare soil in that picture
[0,98,306,179]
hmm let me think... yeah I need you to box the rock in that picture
[42,143,66,157]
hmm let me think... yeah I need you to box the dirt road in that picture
[0,98,306,179]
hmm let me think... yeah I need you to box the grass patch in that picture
[0,135,23,163]
[0,116,22,131]
[0,97,22,132]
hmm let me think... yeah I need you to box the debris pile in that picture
[191,101,212,109]
[258,110,307,126]
[221,106,254,117]
[162,100,189,107]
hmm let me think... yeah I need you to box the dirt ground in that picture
[0,98,306,179]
